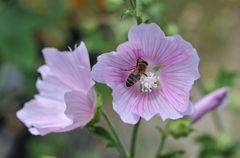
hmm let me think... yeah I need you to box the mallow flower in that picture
[192,87,229,123]
[17,42,96,135]
[92,23,200,124]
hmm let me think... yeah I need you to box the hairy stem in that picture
[129,0,135,9]
[135,0,142,24]
[155,134,167,158]
[130,119,141,158]
[102,111,129,158]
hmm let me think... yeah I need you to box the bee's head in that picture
[137,58,148,66]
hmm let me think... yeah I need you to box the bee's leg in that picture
[143,73,147,76]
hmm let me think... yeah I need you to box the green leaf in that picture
[216,132,233,150]
[215,68,236,88]
[195,133,240,158]
[195,134,216,151]
[85,92,103,127]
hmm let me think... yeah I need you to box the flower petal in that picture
[37,65,51,79]
[128,24,193,66]
[16,74,75,136]
[128,23,164,44]
[42,48,94,92]
[112,85,185,123]
[132,89,185,121]
[73,42,91,69]
[64,90,95,127]
[112,84,140,124]
[160,49,200,113]
[103,67,129,88]
[16,97,73,136]
[128,23,165,60]
[155,35,194,65]
[36,76,71,102]
[28,126,65,136]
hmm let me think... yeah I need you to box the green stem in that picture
[130,119,141,158]
[135,0,142,24]
[211,110,224,131]
[102,111,128,158]
[129,0,135,9]
[155,134,167,158]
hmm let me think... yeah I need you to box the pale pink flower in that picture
[192,87,229,123]
[17,42,96,135]
[92,23,200,124]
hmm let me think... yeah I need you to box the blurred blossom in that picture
[17,42,96,135]
[92,23,200,124]
[192,87,229,123]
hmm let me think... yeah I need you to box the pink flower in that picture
[17,42,96,135]
[92,23,200,124]
[192,87,229,123]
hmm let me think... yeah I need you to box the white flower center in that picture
[140,72,160,92]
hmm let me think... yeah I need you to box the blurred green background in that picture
[0,0,239,158]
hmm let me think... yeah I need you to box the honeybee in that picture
[126,58,148,87]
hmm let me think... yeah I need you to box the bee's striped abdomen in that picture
[126,73,140,87]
